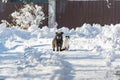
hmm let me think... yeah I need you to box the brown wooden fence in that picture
[0,2,48,27]
[1,1,120,28]
[56,1,120,28]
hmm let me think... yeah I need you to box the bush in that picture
[11,3,45,29]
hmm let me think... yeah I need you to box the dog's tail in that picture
[61,48,68,51]
[61,48,66,51]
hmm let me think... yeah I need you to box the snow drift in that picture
[1,23,120,52]
[1,23,120,80]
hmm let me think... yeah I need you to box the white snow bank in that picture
[1,23,120,79]
[1,23,120,53]
[75,24,102,38]
[17,47,63,68]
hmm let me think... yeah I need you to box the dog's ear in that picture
[66,36,70,38]
[61,32,64,34]
[56,32,58,34]
[68,36,70,38]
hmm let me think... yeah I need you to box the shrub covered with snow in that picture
[11,3,45,29]
[1,0,7,3]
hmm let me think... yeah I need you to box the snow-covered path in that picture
[2,23,120,80]
[36,38,118,80]
[0,50,117,80]
[0,52,22,80]
[1,37,120,80]
[57,37,120,80]
[62,50,110,80]
[0,38,120,80]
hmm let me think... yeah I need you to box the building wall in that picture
[56,1,120,28]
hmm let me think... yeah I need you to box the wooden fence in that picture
[1,1,120,28]
[56,1,120,28]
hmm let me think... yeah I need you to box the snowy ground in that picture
[1,23,120,80]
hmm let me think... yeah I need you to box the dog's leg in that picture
[53,48,55,51]
[57,46,59,51]
[59,47,61,51]
[67,45,69,50]
[59,46,62,51]
[52,44,55,51]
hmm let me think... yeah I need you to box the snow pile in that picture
[28,23,102,38]
[16,47,68,80]
[1,23,120,52]
[75,23,102,38]
[0,23,32,40]
[1,23,120,79]
[1,23,120,59]
[17,47,63,68]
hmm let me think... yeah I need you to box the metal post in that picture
[48,0,56,28]
[0,1,5,13]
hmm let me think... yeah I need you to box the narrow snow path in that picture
[60,50,117,80]
[0,52,23,80]
[1,38,120,80]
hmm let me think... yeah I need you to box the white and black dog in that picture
[62,36,70,50]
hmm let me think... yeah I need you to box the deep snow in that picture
[1,23,120,80]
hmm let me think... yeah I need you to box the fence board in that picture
[56,1,120,28]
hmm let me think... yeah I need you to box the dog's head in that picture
[55,32,64,40]
[65,36,70,39]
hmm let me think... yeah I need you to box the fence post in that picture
[0,1,5,13]
[48,0,56,28]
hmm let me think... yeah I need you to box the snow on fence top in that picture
[1,0,48,2]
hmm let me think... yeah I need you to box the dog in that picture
[62,36,70,50]
[52,32,64,51]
